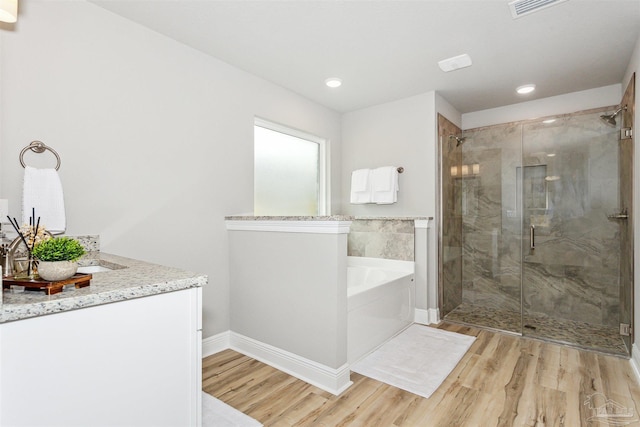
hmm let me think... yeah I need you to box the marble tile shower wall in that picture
[461,125,522,315]
[439,114,463,315]
[347,219,415,261]
[461,110,623,327]
[521,112,620,327]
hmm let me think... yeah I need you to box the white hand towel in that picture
[371,166,399,204]
[22,166,66,234]
[350,169,372,204]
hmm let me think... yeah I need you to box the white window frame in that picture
[254,117,330,216]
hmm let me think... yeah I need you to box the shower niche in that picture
[438,101,634,356]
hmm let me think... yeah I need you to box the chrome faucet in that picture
[2,236,33,277]
[2,231,53,277]
[1,241,14,277]
[2,236,28,277]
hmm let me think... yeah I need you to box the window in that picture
[254,118,328,216]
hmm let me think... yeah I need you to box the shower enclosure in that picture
[438,105,633,356]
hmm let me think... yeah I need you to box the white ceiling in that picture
[89,0,640,114]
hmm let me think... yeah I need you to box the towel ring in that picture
[19,141,61,171]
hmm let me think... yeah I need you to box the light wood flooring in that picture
[202,323,640,426]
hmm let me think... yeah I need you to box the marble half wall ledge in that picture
[224,215,433,221]
[225,216,353,234]
[224,216,433,234]
[225,215,354,221]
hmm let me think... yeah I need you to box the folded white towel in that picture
[350,169,372,204]
[22,166,66,234]
[371,166,399,204]
[351,169,370,192]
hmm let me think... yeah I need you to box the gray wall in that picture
[0,1,342,338]
[228,229,348,368]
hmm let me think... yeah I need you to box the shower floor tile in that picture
[444,303,629,357]
[444,303,522,334]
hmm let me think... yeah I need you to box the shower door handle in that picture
[530,225,535,250]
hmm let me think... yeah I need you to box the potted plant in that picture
[31,237,86,281]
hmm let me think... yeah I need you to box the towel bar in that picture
[19,141,61,171]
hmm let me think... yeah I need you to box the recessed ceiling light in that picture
[516,84,536,94]
[543,119,556,124]
[325,78,342,88]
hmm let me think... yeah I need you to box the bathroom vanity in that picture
[0,252,206,427]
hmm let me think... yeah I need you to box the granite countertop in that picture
[0,252,207,324]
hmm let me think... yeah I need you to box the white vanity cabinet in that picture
[0,286,203,426]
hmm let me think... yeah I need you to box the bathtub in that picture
[347,256,415,364]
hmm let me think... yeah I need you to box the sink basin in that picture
[77,265,114,274]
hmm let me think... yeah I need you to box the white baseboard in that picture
[414,308,430,325]
[631,343,640,384]
[414,308,440,325]
[230,332,352,396]
[202,331,231,358]
[429,308,440,324]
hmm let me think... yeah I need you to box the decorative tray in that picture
[2,273,92,295]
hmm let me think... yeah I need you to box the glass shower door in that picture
[440,121,523,334]
[520,112,628,355]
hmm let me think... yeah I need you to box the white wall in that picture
[0,1,342,338]
[341,92,462,319]
[435,93,462,130]
[341,92,436,217]
[462,84,622,129]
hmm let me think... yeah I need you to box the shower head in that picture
[600,106,627,127]
[449,134,466,147]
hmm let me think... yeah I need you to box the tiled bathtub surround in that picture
[347,218,417,261]
[226,215,423,262]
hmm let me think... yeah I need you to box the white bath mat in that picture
[202,391,263,427]
[350,324,475,399]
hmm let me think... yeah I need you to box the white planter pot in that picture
[37,261,78,282]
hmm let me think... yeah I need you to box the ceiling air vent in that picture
[508,0,569,19]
